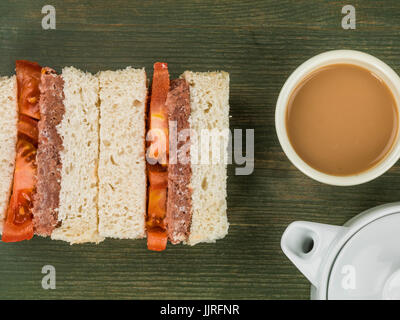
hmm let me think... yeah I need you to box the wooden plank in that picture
[0,0,399,299]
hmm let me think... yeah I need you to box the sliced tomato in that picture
[148,187,167,222]
[146,63,170,251]
[2,60,41,242]
[147,229,167,252]
[1,197,33,242]
[13,189,34,225]
[148,168,168,189]
[148,62,169,165]
[2,140,36,242]
[150,62,169,113]
[16,60,42,120]
[13,140,36,191]
[18,114,38,145]
[148,127,168,164]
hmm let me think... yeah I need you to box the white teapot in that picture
[281,202,400,299]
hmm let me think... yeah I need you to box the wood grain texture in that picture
[0,0,400,299]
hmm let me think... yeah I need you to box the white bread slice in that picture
[181,71,230,245]
[51,67,103,244]
[0,76,17,233]
[98,67,147,239]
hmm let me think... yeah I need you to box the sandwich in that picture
[146,63,229,250]
[0,60,229,251]
[1,60,102,243]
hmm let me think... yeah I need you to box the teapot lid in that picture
[328,213,400,299]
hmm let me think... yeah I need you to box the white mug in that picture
[275,50,400,186]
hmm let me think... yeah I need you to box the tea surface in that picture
[286,64,398,176]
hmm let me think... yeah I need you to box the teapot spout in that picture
[281,221,347,287]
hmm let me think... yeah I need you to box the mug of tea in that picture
[275,50,400,186]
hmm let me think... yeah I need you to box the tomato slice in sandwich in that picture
[16,60,42,120]
[2,60,41,242]
[2,140,36,242]
[148,62,169,165]
[148,168,168,189]
[18,114,39,145]
[146,62,170,251]
[147,187,167,226]
[147,228,168,252]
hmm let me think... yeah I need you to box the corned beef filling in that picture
[33,67,65,236]
[165,79,193,244]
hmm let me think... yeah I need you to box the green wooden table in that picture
[1,0,399,300]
